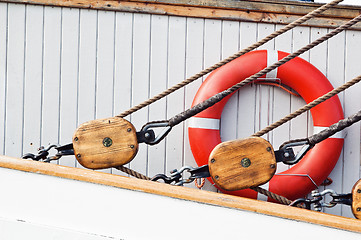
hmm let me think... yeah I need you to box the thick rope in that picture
[253,75,361,137]
[308,108,361,145]
[168,13,361,127]
[117,0,343,118]
[114,165,151,180]
[250,186,292,205]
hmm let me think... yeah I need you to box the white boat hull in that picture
[0,156,360,239]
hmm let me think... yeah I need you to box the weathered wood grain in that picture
[209,137,276,191]
[73,117,138,169]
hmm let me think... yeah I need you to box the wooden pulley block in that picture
[208,137,276,191]
[352,179,361,219]
[73,117,138,169]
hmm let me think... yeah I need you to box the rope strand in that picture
[253,75,361,137]
[117,0,343,118]
[168,13,361,127]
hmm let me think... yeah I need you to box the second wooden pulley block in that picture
[208,137,277,191]
[72,117,138,169]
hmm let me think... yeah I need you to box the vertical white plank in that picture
[59,8,79,167]
[342,29,361,218]
[255,23,275,142]
[309,28,328,74]
[23,5,44,155]
[112,11,133,175]
[273,24,293,174]
[290,26,309,142]
[147,15,168,177]
[238,22,257,139]
[166,16,186,176]
[203,19,221,68]
[184,17,204,188]
[113,12,133,118]
[130,13,151,175]
[0,3,7,155]
[199,18,222,192]
[41,6,61,155]
[5,4,26,157]
[77,9,97,169]
[78,9,97,124]
[220,20,240,142]
[324,30,346,216]
[96,11,115,120]
[95,10,116,173]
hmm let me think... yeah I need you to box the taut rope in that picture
[117,0,344,118]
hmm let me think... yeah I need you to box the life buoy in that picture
[188,50,344,201]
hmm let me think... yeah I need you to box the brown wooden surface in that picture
[0,155,360,232]
[352,179,361,219]
[2,0,361,30]
[209,137,276,191]
[73,117,138,169]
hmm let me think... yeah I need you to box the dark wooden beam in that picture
[2,0,361,30]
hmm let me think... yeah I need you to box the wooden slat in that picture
[41,6,61,153]
[166,15,186,181]
[2,0,361,30]
[59,8,80,167]
[23,5,43,156]
[112,11,133,175]
[148,14,168,177]
[184,17,204,190]
[0,3,7,156]
[343,29,361,218]
[325,30,346,216]
[0,154,361,233]
[5,4,25,157]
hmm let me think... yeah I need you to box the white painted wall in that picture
[0,2,360,218]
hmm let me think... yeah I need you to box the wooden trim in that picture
[2,0,361,30]
[0,155,361,233]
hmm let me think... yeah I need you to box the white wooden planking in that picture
[112,11,133,175]
[238,22,257,139]
[130,13,151,176]
[41,6,61,158]
[220,20,240,142]
[5,4,25,158]
[0,3,7,155]
[23,5,43,156]
[1,2,361,218]
[342,29,361,218]
[59,8,80,167]
[325,30,346,216]
[166,16,186,176]
[148,14,168,177]
[184,17,205,190]
[272,24,293,175]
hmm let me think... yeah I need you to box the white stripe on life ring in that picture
[313,126,344,139]
[188,117,220,130]
[266,50,278,79]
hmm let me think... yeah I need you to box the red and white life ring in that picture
[188,50,344,201]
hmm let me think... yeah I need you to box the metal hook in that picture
[279,140,312,165]
[140,122,172,145]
